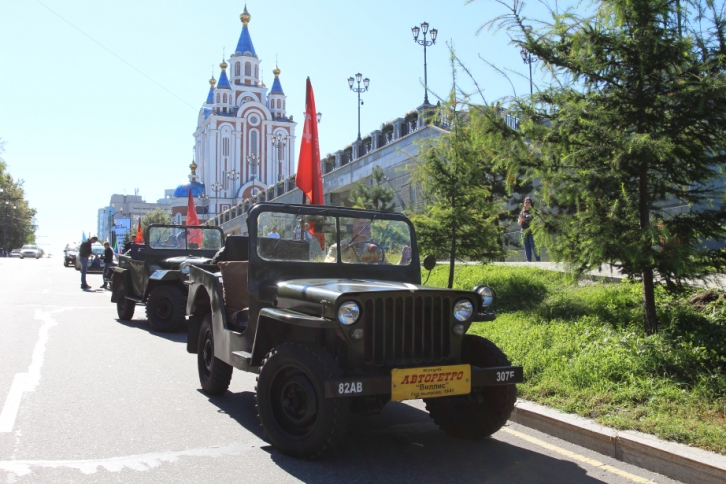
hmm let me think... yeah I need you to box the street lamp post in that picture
[248,153,260,184]
[198,193,210,222]
[520,47,537,97]
[210,182,223,221]
[348,73,370,142]
[411,22,438,106]
[227,169,240,204]
[268,133,288,182]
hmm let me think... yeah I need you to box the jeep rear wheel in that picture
[116,282,136,320]
[146,285,186,332]
[425,335,517,440]
[197,314,232,395]
[256,343,350,459]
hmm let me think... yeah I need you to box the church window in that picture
[255,65,258,78]
[223,138,230,156]
[277,99,281,109]
[216,93,219,103]
[235,63,240,76]
[245,62,251,76]
[250,130,258,155]
[283,100,285,109]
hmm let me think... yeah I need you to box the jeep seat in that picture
[217,261,249,328]
[224,235,249,262]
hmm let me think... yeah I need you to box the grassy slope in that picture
[425,265,726,454]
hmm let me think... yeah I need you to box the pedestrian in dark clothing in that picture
[79,236,98,289]
[518,197,540,262]
[100,242,115,289]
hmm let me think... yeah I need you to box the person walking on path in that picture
[100,241,115,289]
[518,197,540,262]
[79,236,98,289]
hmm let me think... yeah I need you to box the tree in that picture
[409,53,509,287]
[349,165,395,211]
[141,208,171,236]
[0,140,37,250]
[487,0,726,334]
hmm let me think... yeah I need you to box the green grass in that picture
[426,265,726,454]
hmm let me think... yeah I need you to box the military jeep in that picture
[111,224,224,332]
[186,203,522,458]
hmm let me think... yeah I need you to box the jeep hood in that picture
[276,278,465,305]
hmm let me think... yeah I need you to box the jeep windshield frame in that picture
[247,203,422,288]
[146,224,225,252]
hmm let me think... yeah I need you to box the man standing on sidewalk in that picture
[78,236,98,290]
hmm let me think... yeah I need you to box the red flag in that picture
[135,219,144,244]
[186,190,203,245]
[296,77,323,205]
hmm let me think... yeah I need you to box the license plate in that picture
[391,364,471,401]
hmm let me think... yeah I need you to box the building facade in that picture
[193,6,296,216]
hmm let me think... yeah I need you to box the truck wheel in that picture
[116,283,135,320]
[425,335,517,440]
[146,285,186,332]
[256,343,351,459]
[197,314,232,395]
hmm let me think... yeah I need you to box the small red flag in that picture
[135,219,144,244]
[295,77,323,206]
[186,190,203,245]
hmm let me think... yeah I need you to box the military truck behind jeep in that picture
[186,203,522,458]
[111,224,224,332]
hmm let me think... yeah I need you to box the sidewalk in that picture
[493,261,726,290]
[510,400,726,484]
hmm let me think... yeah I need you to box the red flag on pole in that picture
[186,190,203,245]
[135,219,144,244]
[296,77,323,205]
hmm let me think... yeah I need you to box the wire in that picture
[34,0,196,111]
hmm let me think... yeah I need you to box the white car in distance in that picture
[20,245,42,259]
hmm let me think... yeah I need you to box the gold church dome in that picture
[240,5,251,24]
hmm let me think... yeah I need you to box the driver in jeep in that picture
[324,218,386,264]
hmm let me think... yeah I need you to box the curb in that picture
[510,400,726,484]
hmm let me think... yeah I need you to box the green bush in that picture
[425,264,726,454]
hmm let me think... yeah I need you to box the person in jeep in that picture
[324,218,386,264]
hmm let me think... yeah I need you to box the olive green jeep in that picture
[111,224,224,332]
[186,203,522,458]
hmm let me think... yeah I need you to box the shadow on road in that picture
[204,390,601,483]
[114,318,187,344]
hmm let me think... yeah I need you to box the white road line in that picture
[0,308,66,433]
[0,440,265,477]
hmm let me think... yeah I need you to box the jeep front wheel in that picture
[425,335,517,440]
[197,314,232,395]
[256,343,350,459]
[146,285,186,332]
[116,283,135,320]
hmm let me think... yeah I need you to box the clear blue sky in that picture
[0,0,553,253]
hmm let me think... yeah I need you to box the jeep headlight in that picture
[180,260,192,275]
[338,301,360,325]
[453,299,473,322]
[474,285,495,308]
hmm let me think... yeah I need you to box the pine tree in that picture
[141,208,172,236]
[349,165,395,211]
[488,0,726,334]
[410,53,509,287]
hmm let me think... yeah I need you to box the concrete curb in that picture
[510,400,726,484]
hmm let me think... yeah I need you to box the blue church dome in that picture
[173,181,205,198]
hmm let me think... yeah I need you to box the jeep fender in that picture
[250,308,338,366]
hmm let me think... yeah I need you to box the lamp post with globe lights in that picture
[269,133,288,182]
[520,47,538,97]
[227,169,240,204]
[348,73,369,142]
[411,22,437,106]
[198,193,210,222]
[210,181,223,222]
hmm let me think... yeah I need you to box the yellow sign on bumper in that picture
[391,364,471,401]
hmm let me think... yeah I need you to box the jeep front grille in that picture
[362,295,452,366]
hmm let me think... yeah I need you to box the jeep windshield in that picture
[256,210,413,265]
[147,226,223,251]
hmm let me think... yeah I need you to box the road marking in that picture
[0,440,265,476]
[502,427,654,483]
[0,308,66,433]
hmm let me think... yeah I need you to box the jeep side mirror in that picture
[422,254,437,271]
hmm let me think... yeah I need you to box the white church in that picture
[177,5,297,217]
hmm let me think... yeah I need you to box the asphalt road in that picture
[0,258,681,483]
